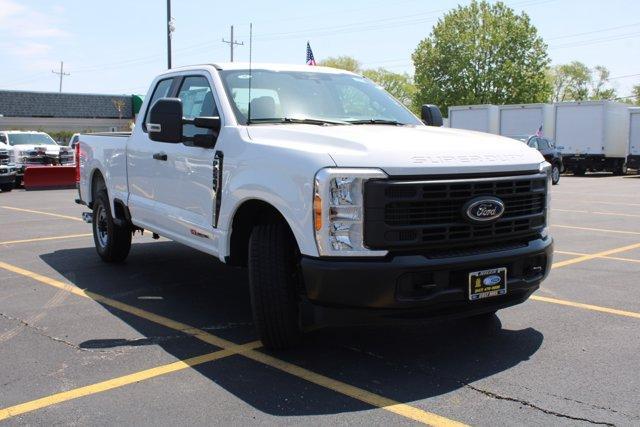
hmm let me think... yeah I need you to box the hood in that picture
[246,124,544,176]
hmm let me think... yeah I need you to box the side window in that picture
[539,139,550,150]
[528,138,539,149]
[0,134,6,143]
[177,76,218,138]
[144,78,174,131]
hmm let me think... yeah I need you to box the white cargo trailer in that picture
[554,101,630,175]
[628,107,640,173]
[448,105,499,134]
[498,104,555,138]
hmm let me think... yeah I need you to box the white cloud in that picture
[0,0,69,41]
[0,0,68,70]
[3,41,52,57]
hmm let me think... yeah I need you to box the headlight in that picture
[314,168,388,257]
[539,161,551,236]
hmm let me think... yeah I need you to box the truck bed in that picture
[78,133,130,209]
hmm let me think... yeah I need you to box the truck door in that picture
[127,77,176,232]
[166,75,221,245]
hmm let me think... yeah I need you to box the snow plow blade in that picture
[23,166,76,190]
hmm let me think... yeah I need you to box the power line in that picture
[551,31,640,49]
[609,73,640,80]
[546,22,640,41]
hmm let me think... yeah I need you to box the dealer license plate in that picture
[468,267,507,301]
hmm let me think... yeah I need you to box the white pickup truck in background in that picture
[0,130,74,186]
[76,63,553,349]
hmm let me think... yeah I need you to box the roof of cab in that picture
[164,63,359,75]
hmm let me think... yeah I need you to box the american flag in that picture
[535,125,543,137]
[306,42,316,66]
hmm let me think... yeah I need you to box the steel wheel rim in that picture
[96,206,109,248]
[552,166,560,182]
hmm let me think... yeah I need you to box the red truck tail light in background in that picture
[75,142,81,184]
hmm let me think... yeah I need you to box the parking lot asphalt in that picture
[0,174,639,426]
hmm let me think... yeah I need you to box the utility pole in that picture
[166,0,174,69]
[222,25,244,62]
[51,61,70,93]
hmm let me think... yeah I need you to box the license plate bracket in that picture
[468,267,507,301]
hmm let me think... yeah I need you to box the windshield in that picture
[8,133,57,146]
[219,69,422,126]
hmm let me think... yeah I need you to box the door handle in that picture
[153,152,168,161]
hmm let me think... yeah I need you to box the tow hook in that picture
[82,212,93,223]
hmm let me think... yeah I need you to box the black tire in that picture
[92,190,131,263]
[613,161,627,176]
[551,163,560,185]
[248,222,302,350]
[0,183,13,192]
[14,176,22,187]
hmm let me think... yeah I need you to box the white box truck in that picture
[627,107,640,173]
[448,105,499,134]
[498,104,555,139]
[554,101,630,175]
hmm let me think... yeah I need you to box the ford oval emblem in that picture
[483,275,502,286]
[463,196,505,223]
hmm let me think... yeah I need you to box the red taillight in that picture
[75,142,80,183]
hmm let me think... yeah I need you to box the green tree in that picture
[318,56,362,73]
[362,68,416,108]
[630,83,640,105]
[550,62,616,101]
[412,0,551,115]
[591,66,616,100]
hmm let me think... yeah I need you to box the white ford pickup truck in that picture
[76,63,553,349]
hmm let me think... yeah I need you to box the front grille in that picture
[0,150,9,166]
[364,173,547,251]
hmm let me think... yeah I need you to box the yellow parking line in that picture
[0,261,464,426]
[0,343,261,422]
[1,206,83,222]
[593,211,640,219]
[531,296,640,320]
[555,250,640,265]
[551,225,640,236]
[551,208,588,213]
[552,242,640,269]
[551,208,640,219]
[0,234,92,246]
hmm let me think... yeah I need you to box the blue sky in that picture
[0,0,638,99]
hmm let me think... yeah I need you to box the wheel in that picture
[248,222,302,350]
[14,176,22,187]
[0,183,13,192]
[551,163,560,185]
[613,161,627,176]
[92,190,131,262]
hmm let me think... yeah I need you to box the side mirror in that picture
[148,98,183,143]
[186,116,221,148]
[421,104,443,127]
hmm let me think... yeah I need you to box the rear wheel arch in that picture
[227,199,298,267]
[89,169,106,207]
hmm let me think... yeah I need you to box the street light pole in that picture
[166,0,172,69]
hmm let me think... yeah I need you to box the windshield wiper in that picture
[247,117,348,126]
[347,119,407,126]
